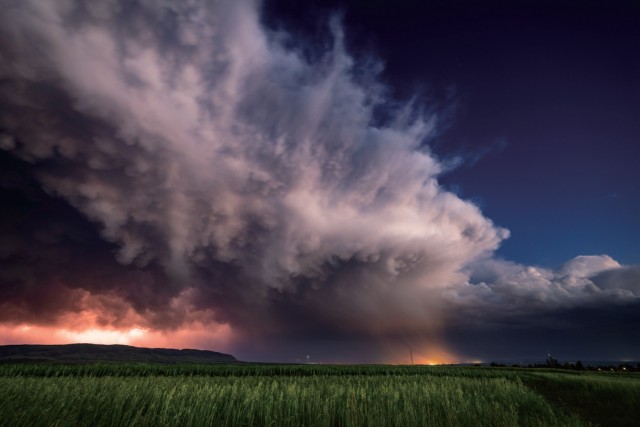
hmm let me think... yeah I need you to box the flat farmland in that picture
[1,364,638,426]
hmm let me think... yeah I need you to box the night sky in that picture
[0,0,638,363]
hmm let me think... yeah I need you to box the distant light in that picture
[59,327,149,344]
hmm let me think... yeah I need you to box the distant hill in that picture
[0,344,238,363]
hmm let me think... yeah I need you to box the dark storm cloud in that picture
[0,151,189,329]
[0,0,503,339]
[0,0,637,360]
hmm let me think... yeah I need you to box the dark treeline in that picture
[488,355,639,372]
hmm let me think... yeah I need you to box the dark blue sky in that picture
[264,0,640,268]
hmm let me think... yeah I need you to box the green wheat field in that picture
[1,364,639,426]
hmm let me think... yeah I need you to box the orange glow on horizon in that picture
[414,346,458,365]
[0,321,233,351]
[382,339,460,365]
[0,288,235,351]
[58,327,149,345]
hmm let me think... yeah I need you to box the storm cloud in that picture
[0,0,637,361]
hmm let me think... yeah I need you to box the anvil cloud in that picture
[0,0,637,362]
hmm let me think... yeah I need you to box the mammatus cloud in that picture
[0,0,637,361]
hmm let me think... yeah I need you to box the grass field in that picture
[1,364,638,426]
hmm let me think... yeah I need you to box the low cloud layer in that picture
[0,0,637,361]
[454,255,637,321]
[445,255,640,360]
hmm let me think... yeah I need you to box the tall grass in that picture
[522,371,640,427]
[0,362,520,378]
[0,373,575,426]
[0,363,580,426]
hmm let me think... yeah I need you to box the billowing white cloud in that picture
[0,0,505,332]
[449,255,638,327]
[558,255,621,278]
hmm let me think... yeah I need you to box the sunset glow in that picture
[58,327,149,345]
[413,345,459,366]
[0,323,233,351]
